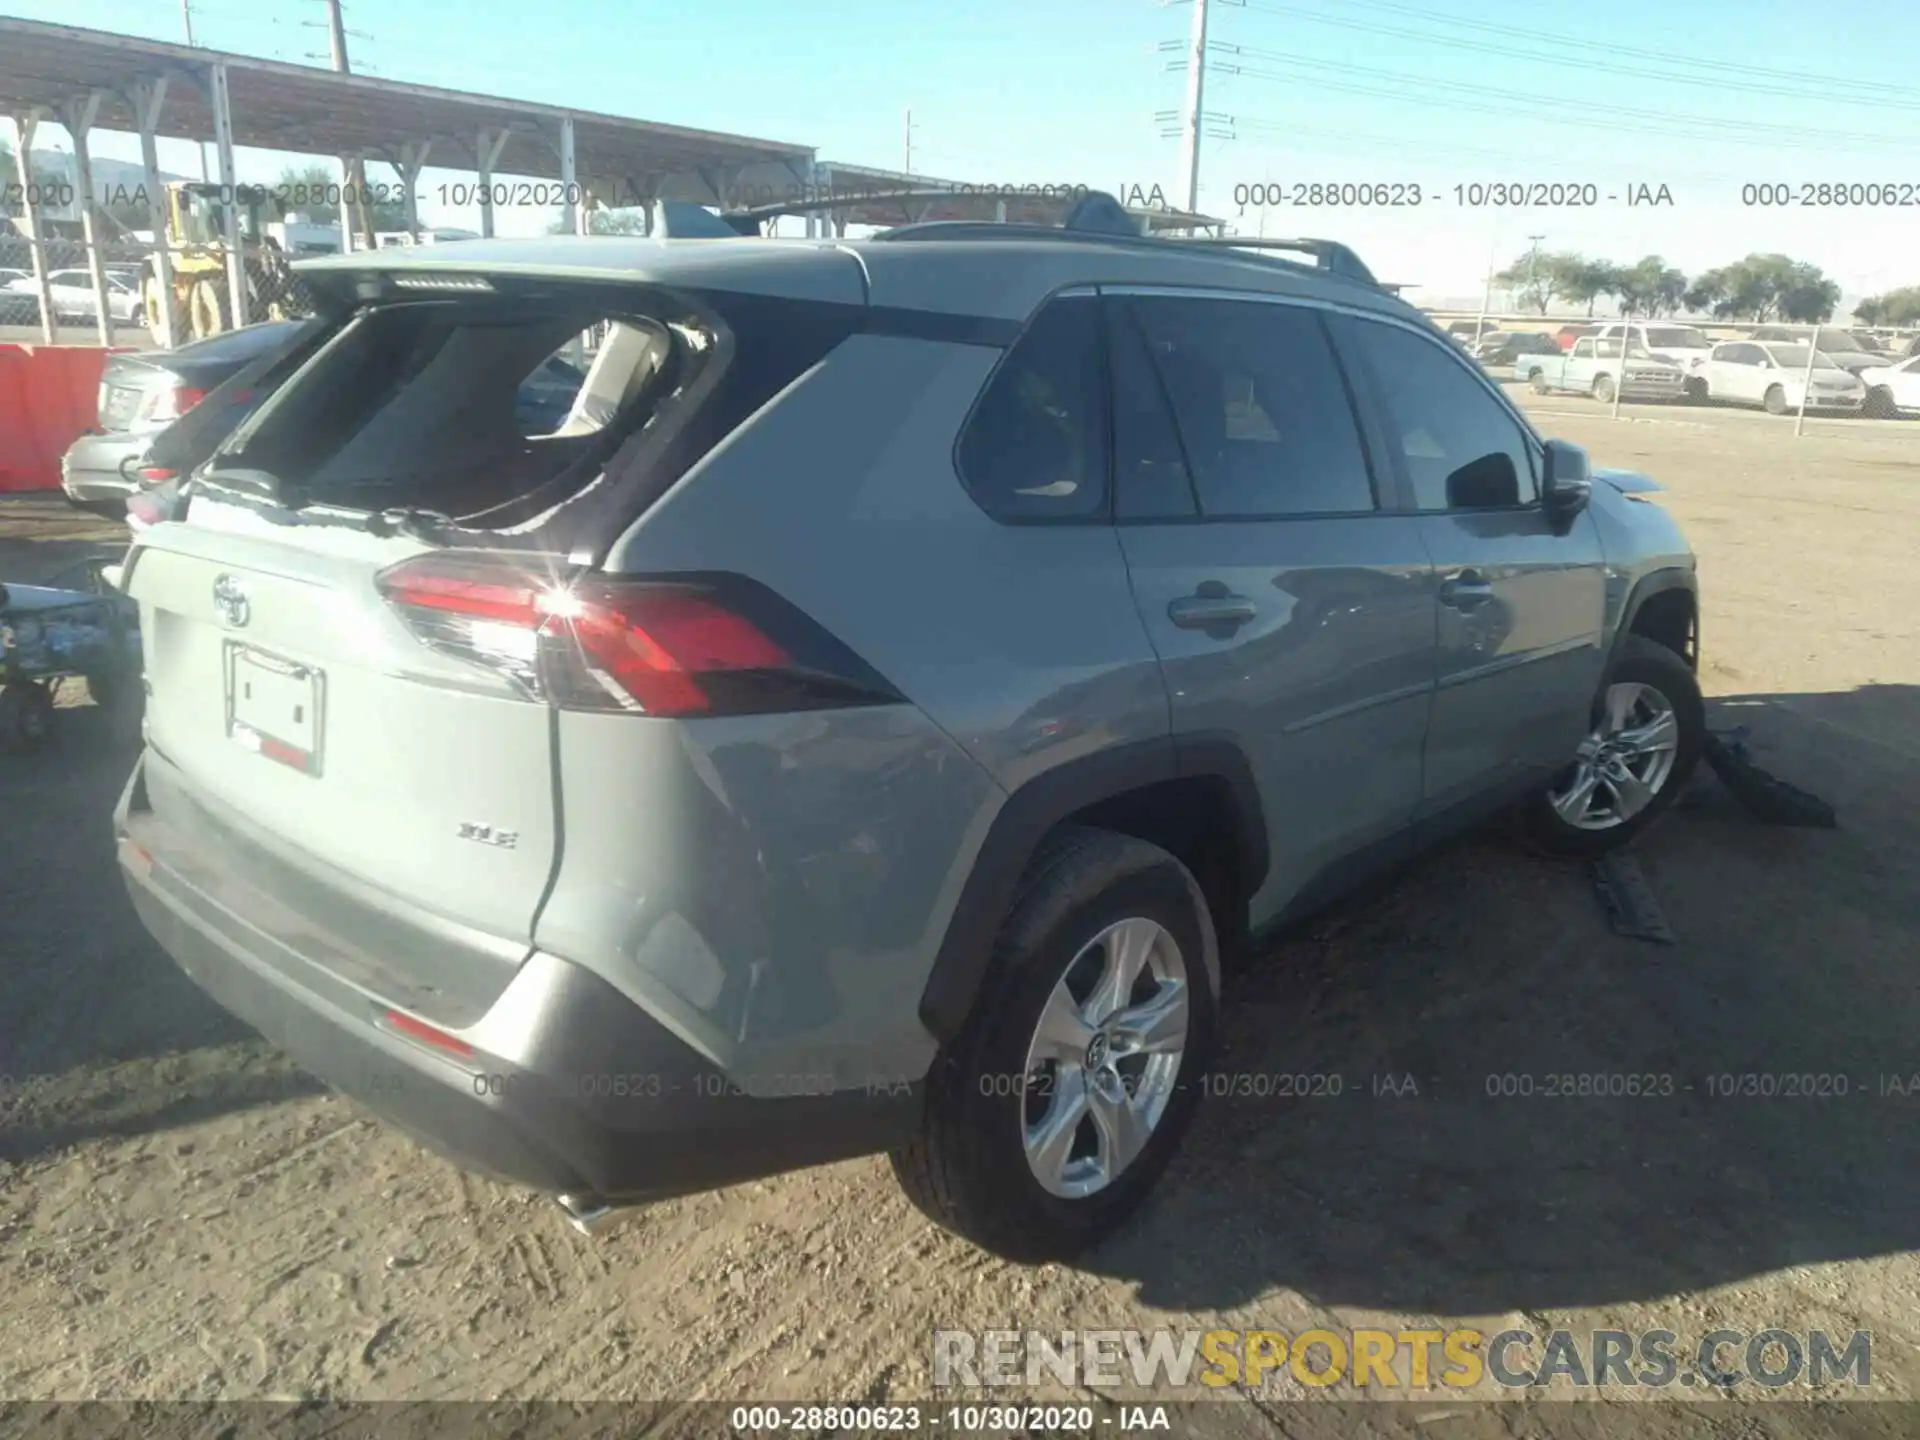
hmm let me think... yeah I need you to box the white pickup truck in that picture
[1516,334,1687,403]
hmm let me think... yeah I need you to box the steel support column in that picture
[8,109,56,342]
[60,92,113,345]
[208,61,247,327]
[556,117,580,235]
[129,78,177,347]
[475,128,509,238]
[393,140,432,241]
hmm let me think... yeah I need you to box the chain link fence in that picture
[0,232,319,345]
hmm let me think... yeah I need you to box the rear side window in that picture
[225,300,666,517]
[956,295,1108,521]
[1120,295,1375,518]
[1348,318,1540,511]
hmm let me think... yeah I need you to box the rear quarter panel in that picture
[561,333,1169,1078]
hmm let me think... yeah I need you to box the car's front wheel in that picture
[891,828,1217,1262]
[1522,635,1705,856]
[1593,374,1617,404]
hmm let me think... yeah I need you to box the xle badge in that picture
[457,822,519,849]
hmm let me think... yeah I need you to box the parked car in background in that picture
[1471,331,1560,369]
[60,320,309,510]
[1,266,145,325]
[1554,324,1595,351]
[1590,324,1717,397]
[1856,354,1920,417]
[1698,341,1867,413]
[1745,326,1887,375]
[1521,334,1685,403]
[113,220,1706,1263]
[1445,318,1500,345]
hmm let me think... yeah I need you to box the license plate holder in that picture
[225,642,324,776]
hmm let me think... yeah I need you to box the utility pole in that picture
[180,0,209,180]
[1177,0,1210,217]
[1525,233,1545,310]
[903,109,916,176]
[323,0,374,252]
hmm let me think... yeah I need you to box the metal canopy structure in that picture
[0,19,814,196]
[0,17,1224,347]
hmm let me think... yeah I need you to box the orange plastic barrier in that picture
[0,344,133,493]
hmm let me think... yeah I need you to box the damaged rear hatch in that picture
[122,240,870,1016]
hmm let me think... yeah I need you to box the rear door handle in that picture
[1439,570,1495,609]
[1168,594,1257,630]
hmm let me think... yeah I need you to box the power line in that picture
[1230,1,1920,114]
[1205,57,1920,153]
[1244,0,1918,102]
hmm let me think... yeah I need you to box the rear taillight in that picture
[373,554,901,718]
[141,386,208,425]
[139,466,178,485]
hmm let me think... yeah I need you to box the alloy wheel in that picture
[1020,916,1189,1199]
[1548,681,1681,831]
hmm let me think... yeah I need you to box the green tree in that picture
[1494,249,1557,313]
[1613,255,1688,318]
[1855,286,1920,325]
[1682,254,1838,322]
[0,140,69,219]
[1548,255,1616,317]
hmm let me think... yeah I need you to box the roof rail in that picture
[643,188,1383,291]
[1183,237,1378,286]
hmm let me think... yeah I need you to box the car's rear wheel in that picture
[891,827,1216,1262]
[1528,368,1549,393]
[1764,384,1790,415]
[1593,374,1617,404]
[1521,636,1704,857]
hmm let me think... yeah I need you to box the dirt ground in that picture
[2,392,1918,1431]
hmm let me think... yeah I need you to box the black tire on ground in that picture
[1593,374,1616,404]
[1764,384,1789,416]
[1520,634,1706,858]
[1865,387,1897,419]
[1683,377,1708,404]
[890,827,1218,1263]
[1528,368,1549,394]
[0,681,56,754]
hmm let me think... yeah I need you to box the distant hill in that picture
[26,150,192,222]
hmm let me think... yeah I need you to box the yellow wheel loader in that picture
[139,183,300,341]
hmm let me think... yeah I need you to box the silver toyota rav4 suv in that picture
[116,197,1702,1262]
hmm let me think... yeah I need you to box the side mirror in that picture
[1541,439,1591,528]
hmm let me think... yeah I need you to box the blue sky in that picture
[11,0,1920,301]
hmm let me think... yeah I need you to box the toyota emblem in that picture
[212,573,251,628]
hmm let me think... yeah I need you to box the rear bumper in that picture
[60,431,147,504]
[115,751,922,1206]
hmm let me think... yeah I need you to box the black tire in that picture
[1683,376,1708,404]
[1865,387,1897,419]
[1521,635,1705,857]
[1527,368,1548,394]
[1592,374,1616,405]
[0,681,55,754]
[891,827,1218,1263]
[189,279,232,340]
[1764,384,1789,416]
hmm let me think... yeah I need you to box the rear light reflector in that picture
[139,466,178,484]
[373,554,901,718]
[141,386,208,425]
[380,1008,475,1060]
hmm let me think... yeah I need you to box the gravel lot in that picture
[2,392,1917,1431]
